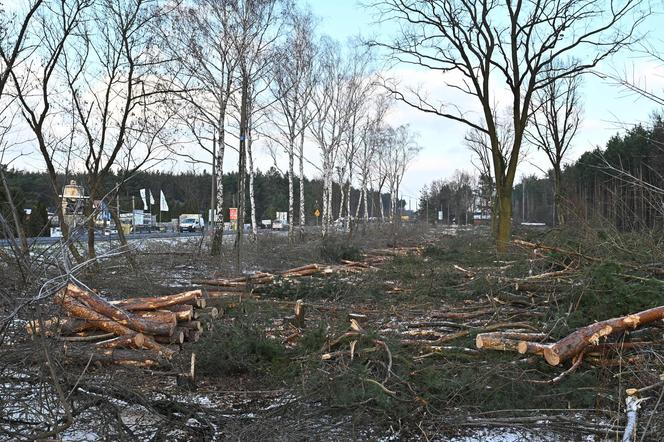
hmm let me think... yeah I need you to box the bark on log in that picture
[165,305,194,322]
[133,310,178,327]
[26,317,96,336]
[543,306,664,366]
[179,321,203,332]
[55,292,176,358]
[96,334,146,349]
[109,290,202,311]
[65,284,175,336]
[517,341,550,356]
[475,333,522,352]
[154,330,185,345]
[281,264,320,274]
[64,345,172,368]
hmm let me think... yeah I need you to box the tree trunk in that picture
[298,123,306,237]
[211,104,228,256]
[0,165,28,255]
[288,137,295,243]
[247,122,258,241]
[235,73,249,272]
[496,190,513,254]
[109,207,137,270]
[86,196,96,259]
[554,166,564,226]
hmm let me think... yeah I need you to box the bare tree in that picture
[309,38,357,236]
[374,0,644,252]
[158,0,241,255]
[527,64,582,226]
[383,124,420,220]
[229,0,283,269]
[59,0,175,259]
[268,6,316,241]
[0,0,44,263]
[11,0,92,263]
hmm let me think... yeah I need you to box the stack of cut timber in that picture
[26,284,214,368]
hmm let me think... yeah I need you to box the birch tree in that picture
[268,6,316,242]
[309,38,354,236]
[157,0,240,256]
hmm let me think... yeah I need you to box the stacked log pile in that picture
[26,283,214,368]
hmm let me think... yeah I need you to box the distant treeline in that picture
[513,115,664,229]
[1,167,393,237]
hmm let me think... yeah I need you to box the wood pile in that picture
[192,260,382,295]
[26,283,215,369]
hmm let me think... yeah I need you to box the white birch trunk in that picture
[288,137,295,242]
[248,132,258,240]
[298,127,306,234]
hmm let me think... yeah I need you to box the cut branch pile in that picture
[26,283,212,369]
[192,257,391,294]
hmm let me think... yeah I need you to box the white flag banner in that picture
[149,190,155,205]
[160,190,169,212]
[139,189,147,210]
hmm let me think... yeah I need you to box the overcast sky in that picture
[307,0,664,202]
[7,0,664,208]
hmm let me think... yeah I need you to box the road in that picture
[0,228,289,248]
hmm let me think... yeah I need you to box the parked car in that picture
[272,219,288,231]
[179,215,205,232]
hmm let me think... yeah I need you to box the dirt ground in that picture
[2,224,663,441]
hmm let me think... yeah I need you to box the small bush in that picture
[319,238,361,263]
[194,322,285,378]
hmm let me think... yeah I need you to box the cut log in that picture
[475,333,522,352]
[192,279,249,287]
[193,307,219,319]
[543,306,664,366]
[65,284,175,336]
[55,292,176,358]
[154,330,185,345]
[26,317,96,336]
[195,298,207,309]
[165,305,194,322]
[96,333,146,349]
[517,341,550,356]
[133,310,178,327]
[179,321,203,332]
[58,332,116,342]
[64,344,172,368]
[281,264,320,274]
[109,290,202,311]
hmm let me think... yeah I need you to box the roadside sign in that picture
[438,211,443,221]
[314,209,320,217]
[229,207,238,230]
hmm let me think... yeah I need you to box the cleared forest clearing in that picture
[2,225,663,440]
